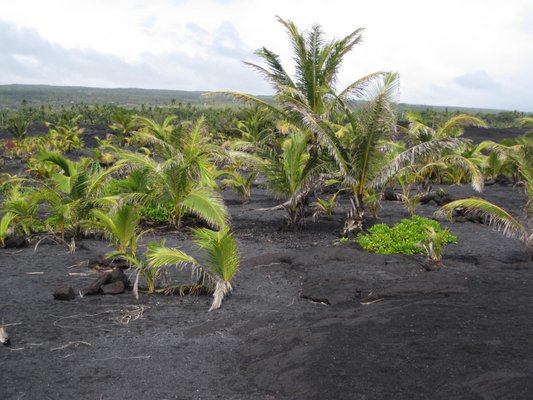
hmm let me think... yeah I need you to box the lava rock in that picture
[3,236,28,249]
[53,285,76,301]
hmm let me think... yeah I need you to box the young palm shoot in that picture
[0,212,15,247]
[92,204,142,256]
[220,170,257,204]
[146,226,240,311]
[417,225,452,271]
[259,131,320,227]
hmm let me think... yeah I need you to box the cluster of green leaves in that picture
[140,203,173,224]
[356,216,457,255]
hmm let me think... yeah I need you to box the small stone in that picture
[101,280,126,295]
[3,236,27,249]
[53,285,76,301]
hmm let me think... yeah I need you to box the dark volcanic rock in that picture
[53,285,75,300]
[3,236,28,249]
[101,280,126,295]
[81,268,129,296]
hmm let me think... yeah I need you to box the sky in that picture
[1,0,533,111]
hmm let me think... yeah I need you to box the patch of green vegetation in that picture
[356,216,457,255]
[140,203,173,224]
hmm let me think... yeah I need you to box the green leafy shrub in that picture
[356,215,457,255]
[140,203,173,224]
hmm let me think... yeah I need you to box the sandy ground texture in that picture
[1,126,532,399]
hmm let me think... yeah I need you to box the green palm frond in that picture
[92,204,141,255]
[439,154,484,192]
[0,212,15,246]
[337,71,386,102]
[372,138,463,190]
[249,46,296,90]
[321,28,365,89]
[181,186,229,229]
[191,226,240,283]
[351,72,399,193]
[115,149,160,172]
[135,131,182,160]
[285,100,350,176]
[437,198,529,244]
[145,245,199,269]
[146,228,240,311]
[437,114,487,139]
[38,151,77,177]
[191,226,240,311]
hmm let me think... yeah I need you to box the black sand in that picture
[1,127,532,399]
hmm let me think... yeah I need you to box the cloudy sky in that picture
[1,0,533,111]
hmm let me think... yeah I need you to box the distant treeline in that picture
[0,84,531,131]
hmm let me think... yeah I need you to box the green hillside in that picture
[0,84,512,115]
[0,84,237,109]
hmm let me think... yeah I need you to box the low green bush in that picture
[140,203,172,224]
[356,215,457,255]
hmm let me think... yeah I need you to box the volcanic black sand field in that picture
[1,126,532,399]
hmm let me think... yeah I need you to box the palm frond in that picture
[191,226,240,283]
[38,151,76,177]
[436,198,529,245]
[92,208,119,239]
[372,138,463,189]
[0,212,15,245]
[284,99,350,176]
[115,150,159,172]
[439,154,484,192]
[181,186,229,229]
[337,71,386,101]
[437,114,487,139]
[145,245,199,269]
[135,131,182,160]
[321,27,365,90]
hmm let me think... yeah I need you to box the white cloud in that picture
[1,0,532,111]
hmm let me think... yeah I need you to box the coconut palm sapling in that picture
[146,226,240,311]
[111,117,229,229]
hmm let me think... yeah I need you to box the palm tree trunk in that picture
[426,258,443,271]
[342,196,365,236]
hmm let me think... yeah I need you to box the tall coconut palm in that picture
[290,72,469,234]
[210,17,389,222]
[289,72,398,233]
[211,16,384,130]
